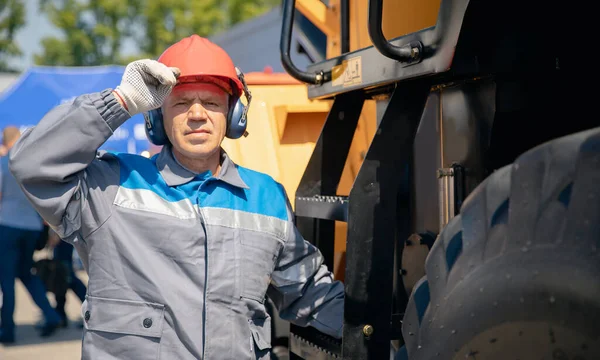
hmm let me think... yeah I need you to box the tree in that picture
[227,0,280,26]
[34,0,281,66]
[133,0,280,57]
[0,0,25,71]
[34,0,138,66]
[132,0,226,59]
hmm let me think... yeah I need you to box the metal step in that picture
[295,195,349,222]
[290,325,342,359]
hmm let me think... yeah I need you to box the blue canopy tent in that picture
[0,66,149,154]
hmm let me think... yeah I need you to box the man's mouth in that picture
[188,129,210,135]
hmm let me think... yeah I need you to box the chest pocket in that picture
[240,232,284,302]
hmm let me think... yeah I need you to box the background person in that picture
[0,126,61,344]
[50,231,87,328]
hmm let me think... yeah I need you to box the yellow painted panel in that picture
[296,0,339,37]
[349,0,442,52]
[221,84,329,205]
[382,0,442,40]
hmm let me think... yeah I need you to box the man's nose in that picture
[188,103,207,121]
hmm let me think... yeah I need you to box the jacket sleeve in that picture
[267,199,345,339]
[9,89,130,242]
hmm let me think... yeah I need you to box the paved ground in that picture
[0,265,88,360]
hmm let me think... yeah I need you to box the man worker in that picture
[9,35,344,359]
[0,126,62,343]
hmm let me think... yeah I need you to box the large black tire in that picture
[402,127,600,359]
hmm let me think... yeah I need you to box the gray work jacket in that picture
[9,89,344,359]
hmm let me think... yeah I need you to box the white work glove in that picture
[113,59,180,116]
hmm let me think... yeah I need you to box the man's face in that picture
[162,83,229,161]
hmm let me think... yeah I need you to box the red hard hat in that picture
[158,35,243,97]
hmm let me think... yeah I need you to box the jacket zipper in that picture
[196,198,208,359]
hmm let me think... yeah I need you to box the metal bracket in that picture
[437,163,466,229]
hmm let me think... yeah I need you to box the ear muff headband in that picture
[143,67,252,146]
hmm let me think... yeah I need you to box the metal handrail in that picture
[340,0,350,54]
[280,0,328,84]
[367,0,423,62]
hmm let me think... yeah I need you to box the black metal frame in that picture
[290,79,432,360]
[342,81,430,359]
[282,0,472,358]
[305,0,470,100]
[294,90,364,272]
[290,91,365,360]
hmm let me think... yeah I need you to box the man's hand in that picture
[113,59,180,116]
[47,231,61,248]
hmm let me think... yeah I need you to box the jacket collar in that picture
[156,145,249,189]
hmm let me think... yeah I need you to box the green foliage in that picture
[133,0,226,59]
[34,0,138,66]
[227,0,279,26]
[34,0,281,66]
[0,0,26,71]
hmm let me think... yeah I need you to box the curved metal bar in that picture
[280,0,327,84]
[368,0,423,62]
[341,0,350,54]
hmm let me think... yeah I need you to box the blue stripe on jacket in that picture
[114,153,289,221]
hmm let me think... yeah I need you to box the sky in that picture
[7,0,61,71]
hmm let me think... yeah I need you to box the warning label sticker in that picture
[332,56,362,87]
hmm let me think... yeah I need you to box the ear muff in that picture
[225,98,248,139]
[144,108,169,146]
[226,67,251,140]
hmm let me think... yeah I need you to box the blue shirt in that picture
[0,152,43,231]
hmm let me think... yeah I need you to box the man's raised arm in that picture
[9,60,179,239]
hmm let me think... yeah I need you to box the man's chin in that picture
[177,144,219,159]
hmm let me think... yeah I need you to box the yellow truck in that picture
[224,0,599,358]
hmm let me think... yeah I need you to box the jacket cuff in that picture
[92,89,132,132]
